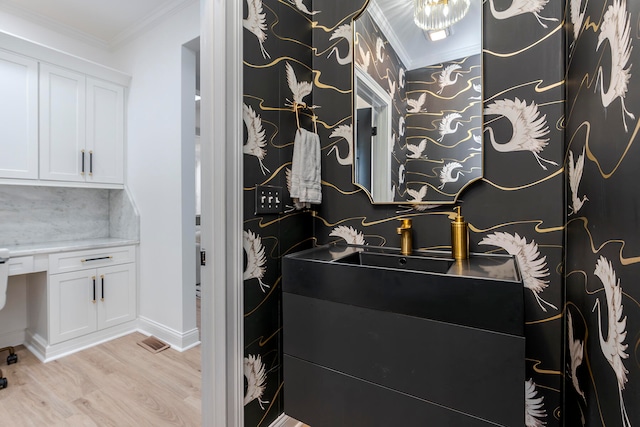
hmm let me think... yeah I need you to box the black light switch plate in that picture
[255,185,283,214]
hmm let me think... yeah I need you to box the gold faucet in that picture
[397,218,413,255]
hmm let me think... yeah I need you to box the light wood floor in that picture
[0,332,201,426]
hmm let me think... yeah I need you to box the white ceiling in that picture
[368,0,482,70]
[0,0,196,49]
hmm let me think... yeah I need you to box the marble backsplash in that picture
[0,185,139,245]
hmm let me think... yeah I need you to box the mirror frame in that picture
[350,0,484,205]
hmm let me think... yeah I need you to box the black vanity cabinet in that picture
[282,244,525,427]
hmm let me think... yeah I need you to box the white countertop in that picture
[1,238,139,257]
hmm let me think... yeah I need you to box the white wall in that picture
[0,10,116,66]
[113,3,199,348]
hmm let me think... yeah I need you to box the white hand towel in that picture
[290,128,322,206]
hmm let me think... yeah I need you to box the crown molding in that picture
[366,0,411,71]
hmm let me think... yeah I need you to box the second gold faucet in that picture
[397,218,413,255]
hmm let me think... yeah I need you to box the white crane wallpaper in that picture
[243,0,640,425]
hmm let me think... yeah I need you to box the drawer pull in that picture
[92,276,96,303]
[81,150,85,175]
[89,151,93,176]
[101,275,105,301]
[81,256,113,263]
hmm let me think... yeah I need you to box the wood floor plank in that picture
[0,332,201,426]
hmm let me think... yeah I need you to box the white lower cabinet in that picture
[49,263,136,345]
[26,245,137,360]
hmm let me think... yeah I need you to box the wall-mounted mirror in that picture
[353,0,483,204]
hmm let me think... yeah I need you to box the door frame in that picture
[200,0,244,426]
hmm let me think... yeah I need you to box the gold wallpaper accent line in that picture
[256,381,284,427]
[245,276,281,318]
[312,70,351,93]
[245,327,282,348]
[481,168,564,191]
[311,5,365,33]
[281,237,317,257]
[525,313,563,325]
[244,211,306,228]
[321,180,363,196]
[484,79,565,103]
[584,120,640,179]
[527,358,563,378]
[568,217,640,265]
[313,211,453,228]
[244,56,313,70]
[468,220,564,235]
[483,23,563,57]
[243,163,291,190]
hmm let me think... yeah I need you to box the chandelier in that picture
[413,0,471,31]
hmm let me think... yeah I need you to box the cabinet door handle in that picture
[101,275,105,301]
[92,276,96,303]
[89,151,93,176]
[81,256,113,263]
[81,150,85,175]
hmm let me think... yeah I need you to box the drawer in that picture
[8,256,35,276]
[49,246,135,274]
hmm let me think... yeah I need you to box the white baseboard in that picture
[0,329,26,350]
[25,321,138,363]
[269,413,304,427]
[137,316,200,352]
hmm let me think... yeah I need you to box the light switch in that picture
[255,185,283,214]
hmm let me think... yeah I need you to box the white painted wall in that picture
[0,10,116,66]
[112,3,199,347]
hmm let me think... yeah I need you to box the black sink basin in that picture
[336,251,454,274]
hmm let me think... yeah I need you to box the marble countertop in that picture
[1,238,139,257]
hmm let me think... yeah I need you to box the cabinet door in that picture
[86,78,124,184]
[97,263,136,330]
[40,64,86,182]
[49,270,97,344]
[0,50,38,179]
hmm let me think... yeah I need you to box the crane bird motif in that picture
[243,230,269,293]
[406,185,429,212]
[567,310,586,401]
[287,0,320,15]
[390,131,397,153]
[568,146,588,215]
[469,133,482,151]
[488,0,559,29]
[469,83,482,100]
[285,61,312,108]
[244,354,269,409]
[525,379,548,427]
[399,116,406,137]
[479,232,557,312]
[243,104,270,175]
[243,0,271,59]
[357,43,371,73]
[593,256,631,427]
[595,0,635,132]
[570,0,587,47]
[328,23,352,65]
[407,93,427,113]
[330,225,366,245]
[387,75,396,99]
[437,113,463,142]
[376,37,385,63]
[399,68,406,89]
[327,124,353,166]
[438,162,464,190]
[406,139,427,159]
[484,97,558,170]
[399,164,406,185]
[437,64,462,94]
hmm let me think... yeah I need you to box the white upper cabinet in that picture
[86,78,124,184]
[40,65,125,185]
[0,50,38,179]
[39,64,87,182]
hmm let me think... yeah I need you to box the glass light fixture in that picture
[413,0,470,31]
